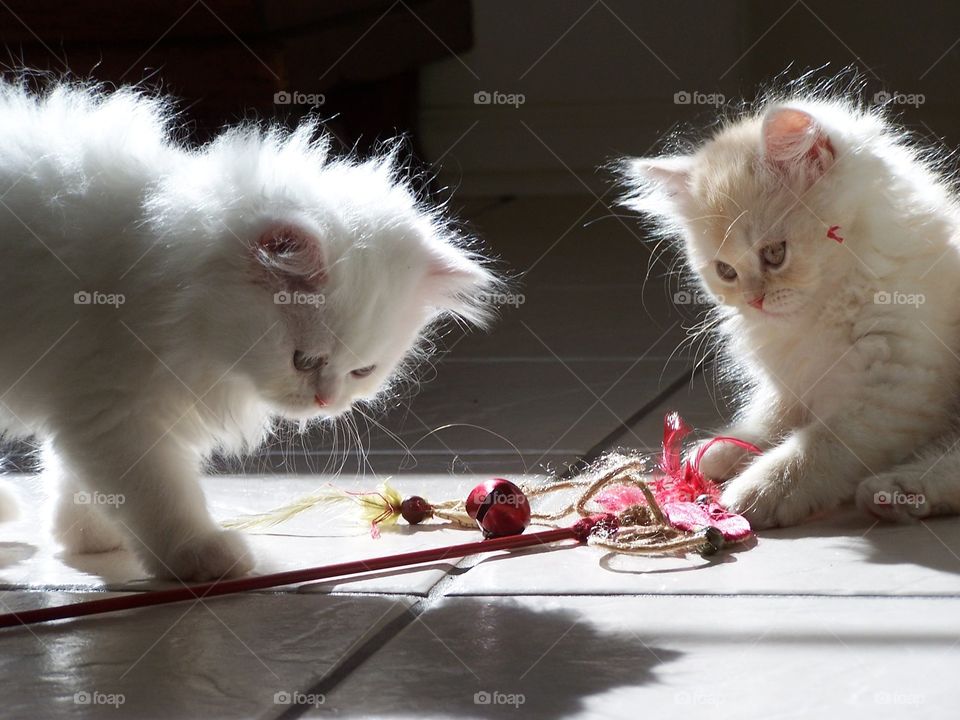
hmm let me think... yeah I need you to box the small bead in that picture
[699,526,725,556]
[400,496,431,525]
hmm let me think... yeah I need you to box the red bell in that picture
[465,478,531,538]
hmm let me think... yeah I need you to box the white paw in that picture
[53,500,126,554]
[696,440,759,480]
[149,530,254,581]
[720,450,820,529]
[856,473,931,523]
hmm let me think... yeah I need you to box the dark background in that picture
[1,1,958,476]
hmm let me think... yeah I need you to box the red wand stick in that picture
[0,524,597,630]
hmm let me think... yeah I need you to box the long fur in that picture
[0,79,499,578]
[622,76,960,528]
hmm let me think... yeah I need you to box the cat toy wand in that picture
[0,524,592,630]
[0,474,726,631]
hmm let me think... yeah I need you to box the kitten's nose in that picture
[314,394,329,408]
[748,295,765,310]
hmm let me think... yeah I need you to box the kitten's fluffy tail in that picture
[0,481,18,522]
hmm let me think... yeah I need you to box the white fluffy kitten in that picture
[0,82,497,579]
[625,94,960,528]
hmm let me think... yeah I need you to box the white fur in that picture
[0,81,498,578]
[625,93,960,528]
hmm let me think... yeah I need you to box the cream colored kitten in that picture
[624,96,960,528]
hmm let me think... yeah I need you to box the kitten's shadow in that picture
[762,509,960,575]
[858,515,960,574]
[5,595,681,719]
[297,597,682,718]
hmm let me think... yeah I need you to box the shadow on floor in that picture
[310,597,681,718]
[763,508,960,575]
[0,540,35,569]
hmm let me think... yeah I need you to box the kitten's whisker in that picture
[715,190,744,213]
[583,212,644,227]
[346,411,373,478]
[718,209,749,253]
[681,213,730,223]
[408,423,529,475]
[353,407,414,462]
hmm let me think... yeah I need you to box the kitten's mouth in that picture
[748,305,799,319]
[278,394,338,420]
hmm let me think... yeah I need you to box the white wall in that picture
[419,0,744,195]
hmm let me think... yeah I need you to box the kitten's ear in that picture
[254,225,326,289]
[621,155,694,222]
[626,156,694,199]
[762,107,835,179]
[422,247,499,328]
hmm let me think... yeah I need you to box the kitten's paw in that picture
[855,473,932,523]
[696,440,759,480]
[53,499,126,554]
[720,452,819,529]
[151,530,254,581]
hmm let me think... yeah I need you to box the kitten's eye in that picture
[350,365,376,379]
[715,261,738,281]
[293,350,327,372]
[761,241,787,268]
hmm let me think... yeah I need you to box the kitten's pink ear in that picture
[762,107,835,179]
[255,225,326,289]
[621,156,695,223]
[423,249,498,328]
[628,156,694,199]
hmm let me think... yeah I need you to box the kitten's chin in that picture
[739,299,809,320]
[747,307,798,319]
[272,397,344,422]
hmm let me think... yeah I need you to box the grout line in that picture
[558,365,699,478]
[280,565,476,719]
[436,591,960,601]
[275,599,421,720]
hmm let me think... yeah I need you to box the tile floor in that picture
[1,197,959,718]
